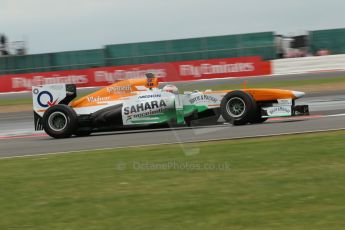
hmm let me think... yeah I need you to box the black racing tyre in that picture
[42,105,78,138]
[249,105,268,124]
[249,112,268,124]
[220,91,257,125]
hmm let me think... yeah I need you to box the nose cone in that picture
[292,91,305,98]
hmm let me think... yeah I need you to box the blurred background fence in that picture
[0,32,275,75]
[309,28,345,55]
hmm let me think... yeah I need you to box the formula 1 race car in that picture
[32,73,309,138]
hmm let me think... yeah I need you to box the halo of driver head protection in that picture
[162,84,178,94]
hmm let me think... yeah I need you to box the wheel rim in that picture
[48,111,67,132]
[226,97,246,118]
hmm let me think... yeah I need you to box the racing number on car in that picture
[147,78,154,88]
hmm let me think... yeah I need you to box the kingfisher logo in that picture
[37,91,59,108]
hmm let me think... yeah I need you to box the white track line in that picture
[1,127,345,160]
[325,113,345,117]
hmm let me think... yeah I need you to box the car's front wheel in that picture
[42,105,78,138]
[220,91,257,125]
[249,106,268,124]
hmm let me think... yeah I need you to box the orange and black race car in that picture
[32,73,309,138]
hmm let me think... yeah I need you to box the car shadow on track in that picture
[39,123,230,140]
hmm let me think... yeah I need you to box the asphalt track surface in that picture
[1,91,345,158]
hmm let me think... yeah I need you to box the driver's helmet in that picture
[162,84,178,94]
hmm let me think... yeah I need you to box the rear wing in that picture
[32,84,76,130]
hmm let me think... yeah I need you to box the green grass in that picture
[1,131,345,229]
[1,76,344,107]
[0,97,33,106]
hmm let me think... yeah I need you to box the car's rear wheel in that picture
[42,105,78,138]
[220,91,256,125]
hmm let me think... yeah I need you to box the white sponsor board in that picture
[273,54,345,75]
